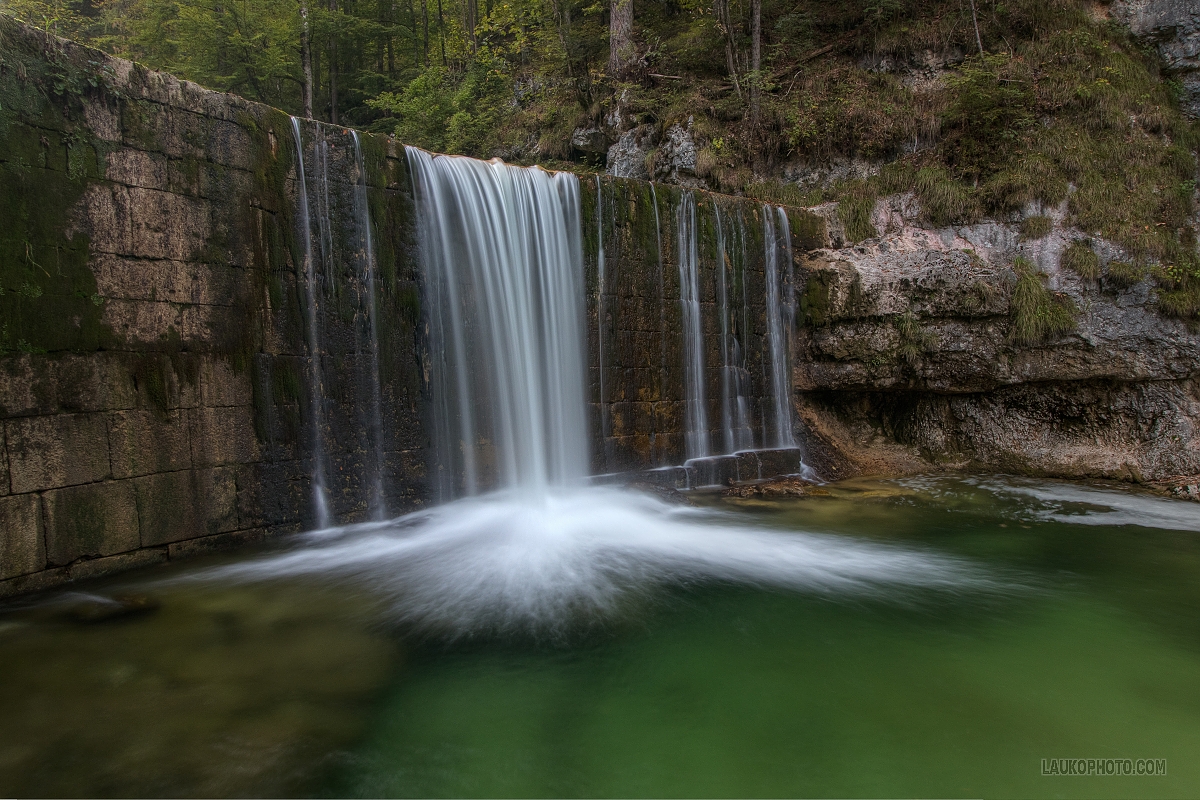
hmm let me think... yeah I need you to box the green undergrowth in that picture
[1009,257,1077,345]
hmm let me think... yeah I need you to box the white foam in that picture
[185,486,991,636]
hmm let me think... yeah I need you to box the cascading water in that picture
[194,148,984,636]
[350,131,387,520]
[289,117,332,528]
[713,203,755,454]
[407,147,588,498]
[763,204,797,449]
[677,191,710,460]
[595,176,613,466]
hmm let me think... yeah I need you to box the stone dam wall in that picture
[0,19,824,597]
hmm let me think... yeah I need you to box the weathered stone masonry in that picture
[0,18,430,597]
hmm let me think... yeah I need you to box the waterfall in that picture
[677,191,710,460]
[763,205,797,449]
[289,117,332,528]
[407,148,588,498]
[651,184,666,463]
[351,131,387,520]
[714,203,754,454]
[595,176,612,467]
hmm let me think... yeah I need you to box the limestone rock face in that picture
[605,125,657,179]
[570,127,609,155]
[1113,0,1200,117]
[653,121,701,187]
[795,201,1200,482]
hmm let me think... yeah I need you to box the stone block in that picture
[104,148,169,190]
[200,358,252,407]
[68,548,167,581]
[127,187,212,261]
[134,467,237,546]
[6,414,110,493]
[93,254,185,302]
[83,96,122,143]
[50,354,140,413]
[167,527,272,560]
[0,357,37,417]
[0,494,45,580]
[0,354,138,417]
[182,304,245,344]
[0,427,7,496]
[0,567,69,600]
[108,409,192,478]
[236,460,310,528]
[43,480,140,565]
[101,299,183,345]
[190,405,261,467]
[71,183,132,256]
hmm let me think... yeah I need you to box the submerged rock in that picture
[65,592,161,623]
[724,477,830,499]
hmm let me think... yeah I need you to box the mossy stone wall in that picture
[0,19,428,597]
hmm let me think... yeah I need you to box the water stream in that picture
[289,117,332,527]
[676,191,710,460]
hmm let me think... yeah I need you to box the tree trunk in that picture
[749,0,760,123]
[421,0,430,67]
[300,0,314,118]
[714,0,741,100]
[465,0,477,52]
[608,0,634,77]
[436,0,446,64]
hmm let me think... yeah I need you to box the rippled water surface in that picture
[3,476,1200,798]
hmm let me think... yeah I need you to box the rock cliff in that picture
[795,195,1200,489]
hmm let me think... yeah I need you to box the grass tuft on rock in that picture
[1019,215,1053,241]
[837,180,879,243]
[1106,260,1146,289]
[1061,240,1100,279]
[895,311,938,364]
[1009,257,1078,345]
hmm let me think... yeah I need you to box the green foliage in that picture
[1019,215,1053,241]
[1060,240,1100,280]
[1151,257,1200,321]
[1009,257,1077,345]
[1105,260,1145,289]
[913,167,978,226]
[894,310,936,365]
[943,54,1035,179]
[837,180,878,243]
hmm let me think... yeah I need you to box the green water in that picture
[3,476,1199,798]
